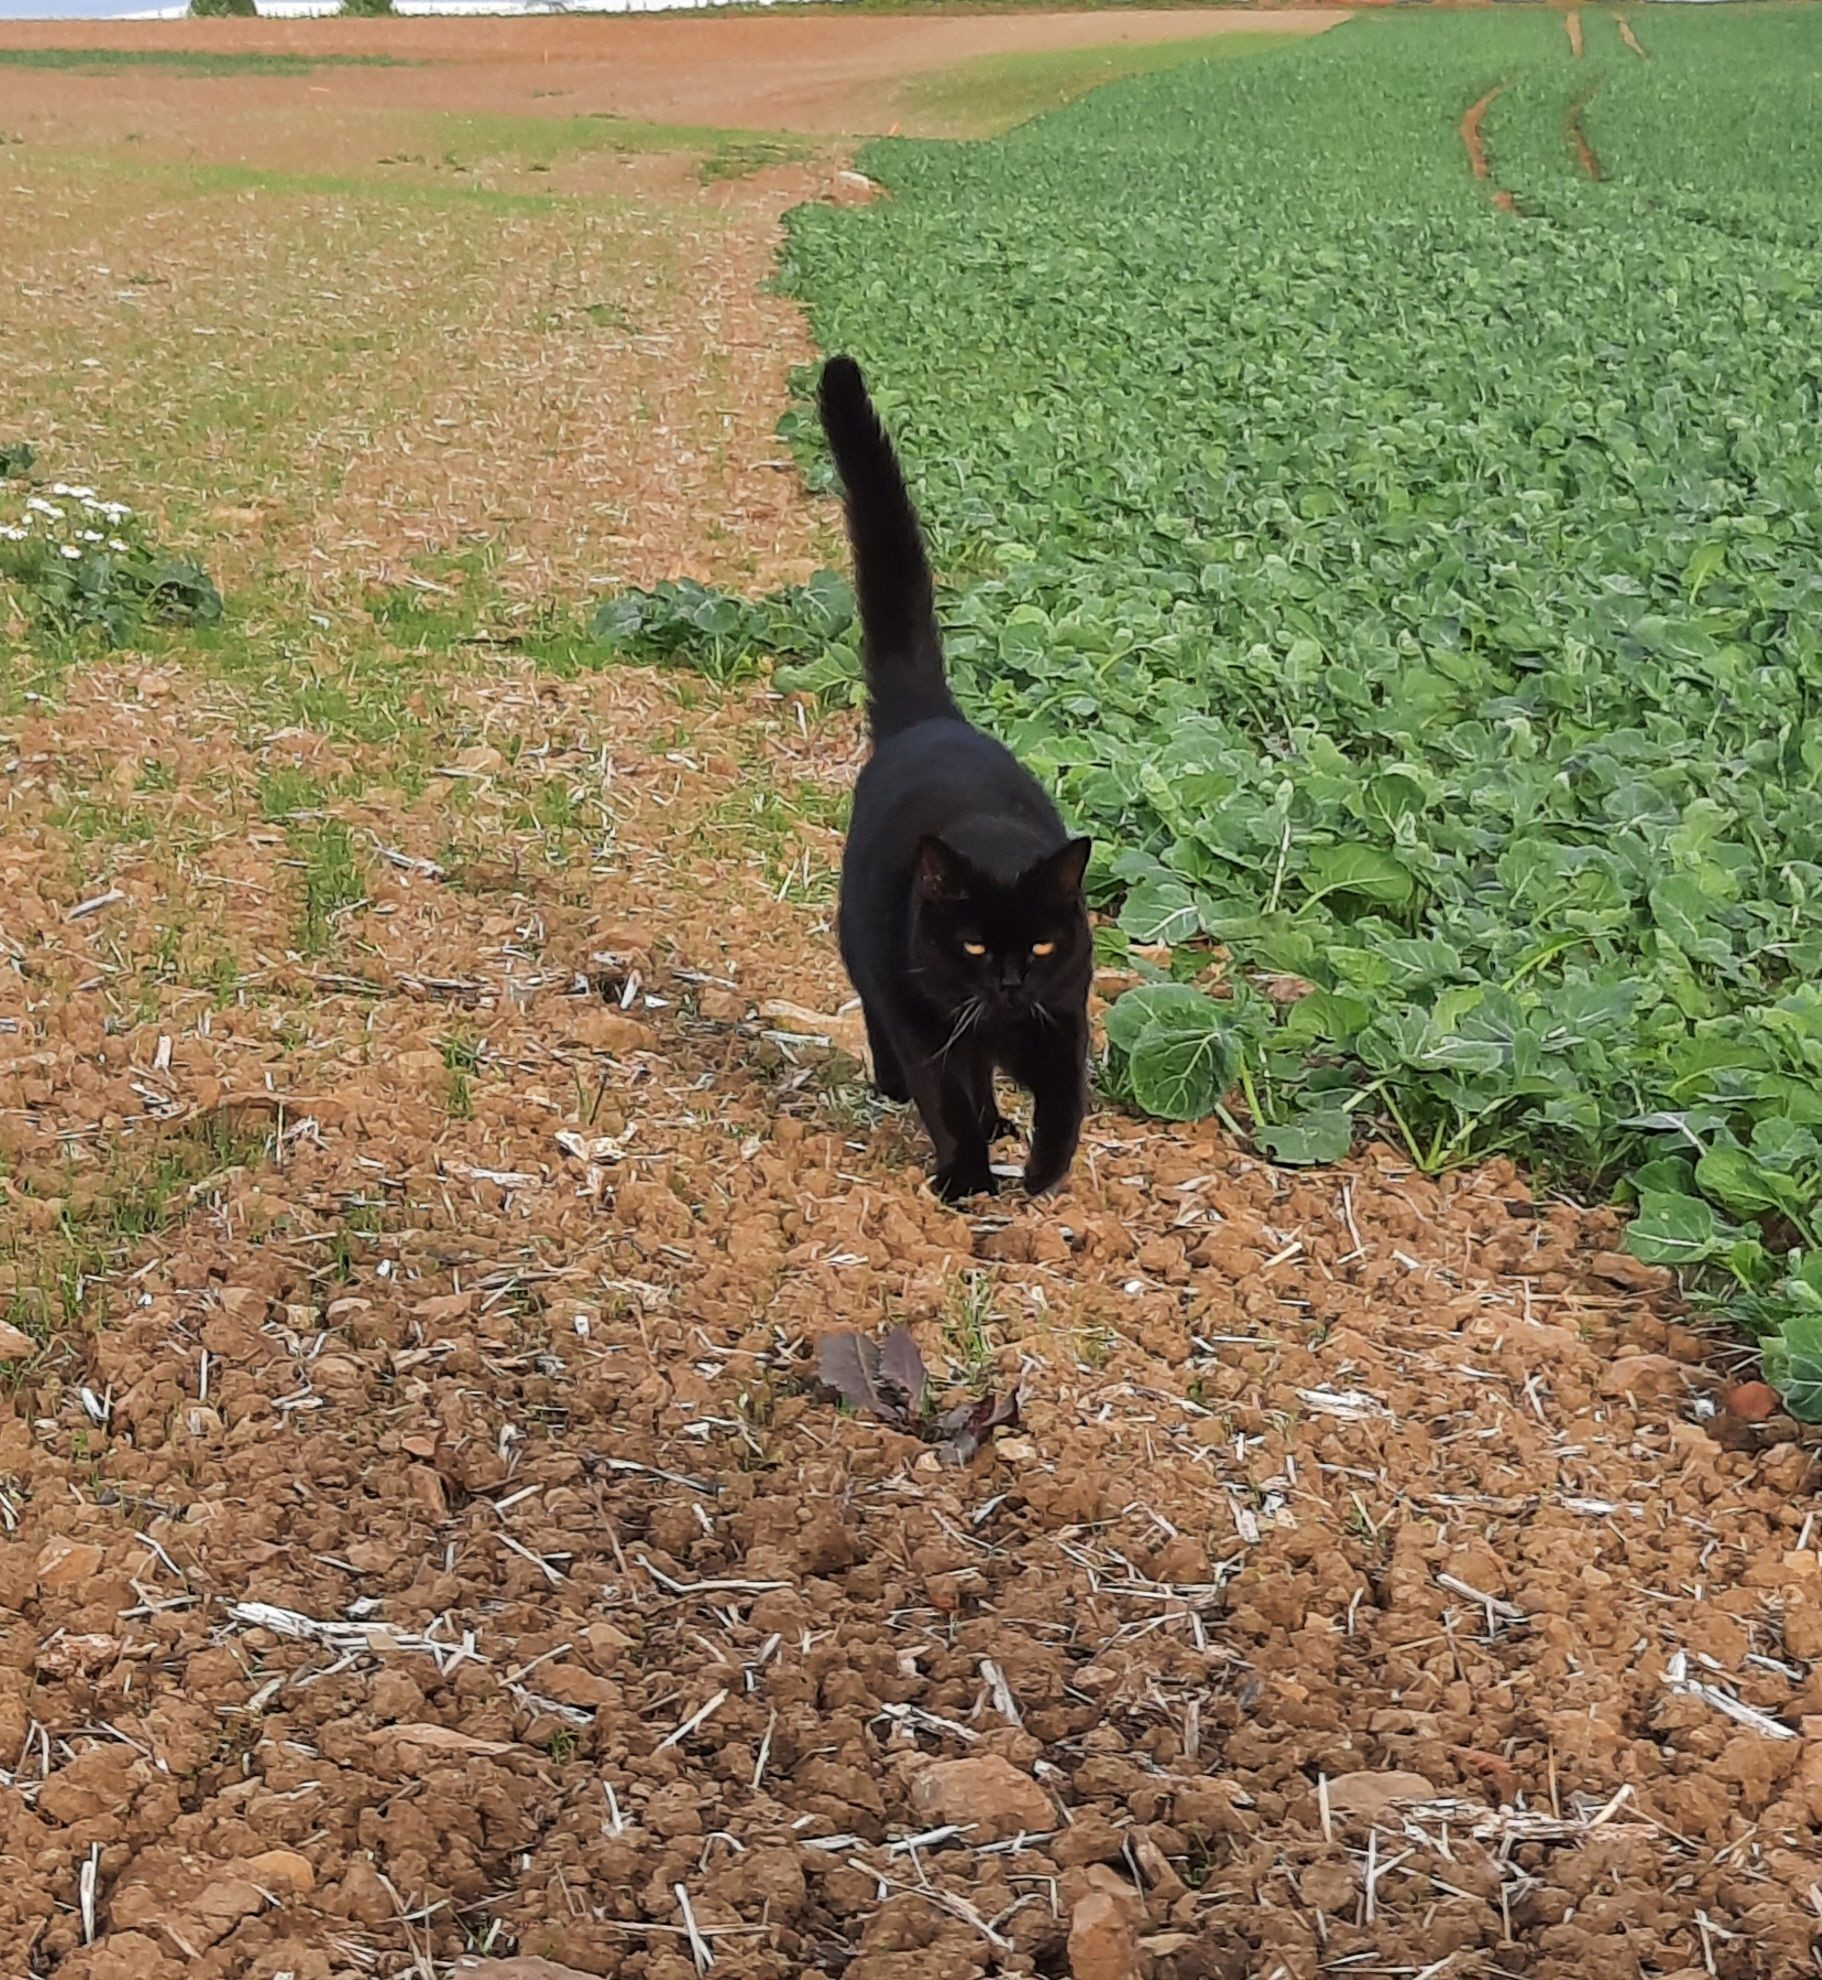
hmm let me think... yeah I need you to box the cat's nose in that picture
[999,960,1022,991]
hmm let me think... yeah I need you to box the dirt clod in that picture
[454,1963,599,1980]
[35,1538,104,1592]
[1322,1769,1439,1824]
[1589,1248,1665,1292]
[1724,1379,1783,1422]
[908,1755,1055,1841]
[1069,1885,1147,1980]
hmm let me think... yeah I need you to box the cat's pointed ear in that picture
[1043,835,1092,895]
[915,835,971,901]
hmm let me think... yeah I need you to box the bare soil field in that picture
[0,9,1333,144]
[2,14,1819,1980]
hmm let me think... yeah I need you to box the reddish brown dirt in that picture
[1460,82,1519,212]
[1617,15,1648,60]
[1459,83,1498,178]
[1569,85,1603,181]
[0,10,1335,140]
[3,653,1820,1979]
[1565,8,1584,59]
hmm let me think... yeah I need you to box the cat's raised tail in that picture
[818,355,961,740]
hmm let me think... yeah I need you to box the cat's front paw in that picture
[934,1157,998,1205]
[1022,1143,1076,1197]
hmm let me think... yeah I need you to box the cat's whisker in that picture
[936,997,981,1062]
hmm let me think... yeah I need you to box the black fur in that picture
[821,355,1093,1203]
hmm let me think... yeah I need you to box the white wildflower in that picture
[25,497,63,519]
[107,538,128,553]
[60,544,81,560]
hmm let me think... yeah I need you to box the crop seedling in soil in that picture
[441,1031,482,1120]
[818,1325,1019,1465]
[293,820,367,957]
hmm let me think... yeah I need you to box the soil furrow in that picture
[1569,82,1604,180]
[1460,81,1519,212]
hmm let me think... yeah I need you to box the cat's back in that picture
[849,716,1063,868]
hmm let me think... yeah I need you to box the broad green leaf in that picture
[1118,876,1202,947]
[1695,1145,1808,1222]
[1626,1189,1739,1267]
[1129,1022,1239,1122]
[1104,982,1219,1055]
[1255,1108,1352,1166]
[1304,844,1417,909]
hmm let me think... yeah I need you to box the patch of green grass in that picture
[406,109,814,179]
[698,135,803,184]
[941,1270,999,1384]
[322,1201,386,1287]
[46,796,161,850]
[258,766,329,822]
[440,1030,481,1121]
[905,31,1303,137]
[293,818,367,956]
[1,1111,274,1349]
[0,47,406,76]
[50,151,584,216]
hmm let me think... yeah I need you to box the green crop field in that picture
[606,5,1822,1405]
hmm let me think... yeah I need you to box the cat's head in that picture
[910,834,1093,1016]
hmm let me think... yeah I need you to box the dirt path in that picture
[4,647,1820,1980]
[1565,8,1584,59]
[1618,14,1648,60]
[1460,81,1517,212]
[0,9,1336,138]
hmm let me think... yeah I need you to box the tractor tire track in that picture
[1461,82,1519,213]
[1568,83,1604,181]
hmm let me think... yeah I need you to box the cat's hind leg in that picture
[860,997,910,1102]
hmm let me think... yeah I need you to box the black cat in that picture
[819,355,1093,1204]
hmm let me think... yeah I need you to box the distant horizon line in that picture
[2,0,817,19]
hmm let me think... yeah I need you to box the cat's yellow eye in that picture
[963,941,987,957]
[1031,941,1057,958]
